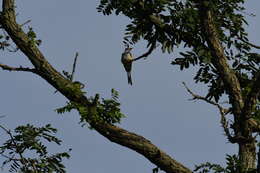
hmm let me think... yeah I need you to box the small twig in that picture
[70,52,79,81]
[242,39,260,49]
[20,20,31,27]
[0,63,37,73]
[54,52,80,94]
[6,45,19,52]
[0,152,21,161]
[182,82,235,142]
[132,40,156,62]
[182,82,230,113]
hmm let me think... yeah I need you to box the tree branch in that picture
[0,63,37,73]
[248,119,260,133]
[133,39,156,62]
[197,4,244,117]
[242,40,260,49]
[0,1,192,173]
[70,52,78,81]
[182,82,229,114]
[182,82,236,142]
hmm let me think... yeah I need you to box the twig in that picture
[182,82,230,114]
[242,39,260,49]
[182,82,235,142]
[0,152,21,161]
[70,52,79,81]
[20,20,31,27]
[54,52,80,94]
[0,63,37,73]
[132,40,156,62]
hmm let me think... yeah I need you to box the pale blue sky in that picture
[0,1,259,172]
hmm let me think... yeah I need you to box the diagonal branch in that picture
[197,4,244,117]
[0,1,192,173]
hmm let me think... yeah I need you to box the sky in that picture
[0,0,259,173]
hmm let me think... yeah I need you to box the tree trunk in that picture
[238,137,256,172]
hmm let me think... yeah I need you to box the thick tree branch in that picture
[0,1,192,173]
[197,2,256,170]
[198,4,244,117]
[94,123,192,173]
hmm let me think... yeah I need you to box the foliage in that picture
[56,89,125,126]
[26,27,42,47]
[0,32,11,51]
[0,124,70,173]
[97,0,259,105]
[194,155,241,173]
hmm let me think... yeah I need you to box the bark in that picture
[0,0,192,173]
[239,141,256,172]
[197,2,257,171]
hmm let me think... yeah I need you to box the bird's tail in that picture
[127,72,132,85]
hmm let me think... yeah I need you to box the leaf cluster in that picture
[26,27,42,47]
[0,34,10,50]
[56,89,125,126]
[0,124,70,173]
[194,155,240,173]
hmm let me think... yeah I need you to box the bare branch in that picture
[70,52,79,81]
[0,64,37,73]
[133,40,156,62]
[182,82,236,142]
[182,82,229,114]
[242,40,260,49]
[0,63,37,73]
[20,20,31,27]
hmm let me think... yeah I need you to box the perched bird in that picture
[121,47,133,85]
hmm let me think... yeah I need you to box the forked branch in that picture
[182,82,236,142]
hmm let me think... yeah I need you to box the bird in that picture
[121,47,133,85]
